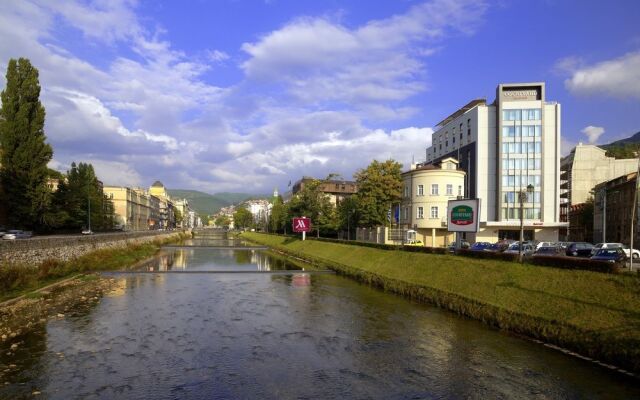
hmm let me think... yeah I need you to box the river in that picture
[1,232,638,399]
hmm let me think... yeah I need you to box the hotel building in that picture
[425,82,566,242]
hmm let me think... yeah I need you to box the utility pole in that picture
[602,188,607,243]
[87,194,91,232]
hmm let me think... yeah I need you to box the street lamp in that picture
[519,184,535,262]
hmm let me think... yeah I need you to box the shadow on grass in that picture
[496,281,640,321]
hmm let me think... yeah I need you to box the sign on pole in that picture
[447,199,480,233]
[292,217,311,241]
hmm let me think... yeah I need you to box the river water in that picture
[1,233,638,399]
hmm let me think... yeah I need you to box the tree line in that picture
[0,58,114,232]
[224,160,403,237]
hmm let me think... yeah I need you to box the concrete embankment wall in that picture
[0,231,187,265]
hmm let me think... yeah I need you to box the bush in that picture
[455,248,520,262]
[529,256,622,273]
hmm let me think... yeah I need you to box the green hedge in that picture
[529,255,622,273]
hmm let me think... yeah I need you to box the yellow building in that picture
[104,186,154,231]
[400,158,466,247]
[149,181,176,229]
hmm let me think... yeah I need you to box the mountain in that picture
[167,190,270,215]
[599,131,640,159]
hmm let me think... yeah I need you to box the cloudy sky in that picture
[0,0,638,194]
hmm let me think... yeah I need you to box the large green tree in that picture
[52,162,114,231]
[286,176,337,236]
[233,206,253,230]
[269,195,288,233]
[0,58,53,229]
[353,159,402,227]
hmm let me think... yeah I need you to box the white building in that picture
[425,82,566,242]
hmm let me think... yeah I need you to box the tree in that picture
[215,215,230,228]
[233,207,253,230]
[286,176,336,236]
[269,195,288,233]
[0,58,53,230]
[353,159,402,227]
[51,162,114,231]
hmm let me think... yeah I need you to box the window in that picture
[431,184,439,195]
[503,109,521,121]
[522,109,541,120]
[417,207,424,219]
[446,184,453,195]
[430,206,439,218]
[404,185,409,197]
[467,119,471,136]
[458,185,462,196]
[403,207,408,220]
[417,184,424,196]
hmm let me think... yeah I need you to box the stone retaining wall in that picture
[0,231,187,266]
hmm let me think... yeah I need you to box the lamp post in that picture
[519,184,534,262]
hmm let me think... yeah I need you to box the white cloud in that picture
[581,125,605,144]
[241,0,487,105]
[0,0,482,195]
[564,51,640,99]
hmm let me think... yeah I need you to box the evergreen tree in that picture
[0,58,53,229]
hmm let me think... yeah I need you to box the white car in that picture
[2,230,33,240]
[536,241,554,250]
[622,247,640,259]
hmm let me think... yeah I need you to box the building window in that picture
[503,109,521,121]
[467,119,471,136]
[458,185,462,196]
[446,184,453,195]
[417,207,424,219]
[403,207,409,220]
[404,185,409,197]
[417,184,424,196]
[431,184,439,195]
[430,206,439,219]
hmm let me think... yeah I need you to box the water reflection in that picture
[1,233,638,399]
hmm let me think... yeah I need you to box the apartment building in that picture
[593,172,639,248]
[104,186,154,231]
[425,82,565,242]
[149,181,176,229]
[399,158,466,246]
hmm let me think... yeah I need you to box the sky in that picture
[0,0,639,194]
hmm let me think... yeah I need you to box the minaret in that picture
[273,187,278,198]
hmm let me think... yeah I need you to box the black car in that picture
[566,242,594,257]
[590,248,626,264]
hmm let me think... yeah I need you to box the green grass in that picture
[243,232,640,373]
[0,233,187,302]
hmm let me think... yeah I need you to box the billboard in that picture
[447,199,480,233]
[292,217,311,233]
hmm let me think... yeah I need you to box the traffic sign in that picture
[292,217,311,232]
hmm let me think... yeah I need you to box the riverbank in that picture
[242,232,640,374]
[0,232,188,302]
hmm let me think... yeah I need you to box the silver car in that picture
[2,230,33,240]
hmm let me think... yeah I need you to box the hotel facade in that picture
[425,82,566,242]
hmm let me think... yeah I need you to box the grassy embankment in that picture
[0,232,188,302]
[242,232,640,374]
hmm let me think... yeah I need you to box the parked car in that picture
[470,242,492,251]
[2,230,33,240]
[504,243,535,257]
[534,246,563,256]
[536,241,554,250]
[485,242,510,252]
[622,246,640,259]
[81,229,94,235]
[590,248,627,264]
[405,239,423,246]
[556,242,570,249]
[591,242,624,256]
[565,242,594,257]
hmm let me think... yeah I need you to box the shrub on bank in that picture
[456,249,520,262]
[529,255,622,273]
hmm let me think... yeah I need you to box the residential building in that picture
[399,157,466,247]
[593,172,639,247]
[425,82,566,242]
[104,186,154,231]
[560,144,638,239]
[568,203,593,243]
[245,199,272,225]
[174,199,192,228]
[292,177,358,205]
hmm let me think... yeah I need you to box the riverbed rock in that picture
[10,344,18,351]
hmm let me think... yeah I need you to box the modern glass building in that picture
[425,82,566,242]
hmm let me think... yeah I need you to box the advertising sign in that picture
[447,199,480,233]
[292,217,311,233]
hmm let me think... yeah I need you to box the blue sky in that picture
[0,0,638,194]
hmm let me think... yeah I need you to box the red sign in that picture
[292,217,311,232]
